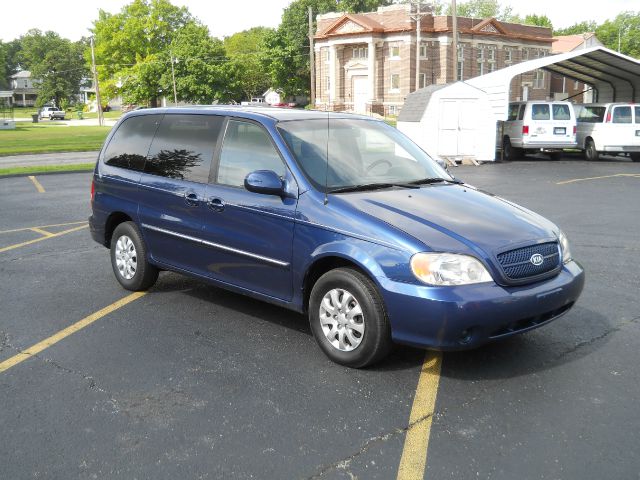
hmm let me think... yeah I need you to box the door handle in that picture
[184,191,199,207]
[208,197,225,212]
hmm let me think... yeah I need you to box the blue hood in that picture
[336,184,559,257]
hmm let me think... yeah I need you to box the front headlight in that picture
[410,253,493,286]
[558,231,572,264]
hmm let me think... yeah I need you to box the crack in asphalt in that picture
[548,314,640,363]
[305,411,435,479]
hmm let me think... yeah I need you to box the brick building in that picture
[549,33,602,103]
[314,3,554,116]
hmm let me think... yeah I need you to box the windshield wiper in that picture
[408,177,464,186]
[329,182,420,194]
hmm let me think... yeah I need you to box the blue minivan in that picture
[90,107,585,367]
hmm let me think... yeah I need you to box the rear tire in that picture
[630,153,640,162]
[503,138,521,161]
[309,268,391,368]
[110,221,158,291]
[585,139,599,161]
[550,152,562,161]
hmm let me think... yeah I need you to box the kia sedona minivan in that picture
[90,107,585,368]
[499,101,577,160]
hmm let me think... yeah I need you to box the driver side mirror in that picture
[244,170,286,197]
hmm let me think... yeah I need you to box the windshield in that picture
[278,118,450,192]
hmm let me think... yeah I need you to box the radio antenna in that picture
[324,108,329,205]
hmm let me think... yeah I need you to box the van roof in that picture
[122,106,377,123]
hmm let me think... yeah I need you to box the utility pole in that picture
[90,36,104,127]
[309,6,316,109]
[410,1,430,92]
[170,53,178,105]
[452,0,458,82]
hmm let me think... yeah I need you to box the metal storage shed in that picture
[466,46,640,122]
[398,46,640,162]
[398,82,495,164]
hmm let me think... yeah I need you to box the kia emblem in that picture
[530,253,544,266]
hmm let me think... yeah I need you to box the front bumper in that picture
[379,260,585,350]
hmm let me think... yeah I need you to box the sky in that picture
[1,0,638,42]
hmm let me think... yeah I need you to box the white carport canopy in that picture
[466,46,640,121]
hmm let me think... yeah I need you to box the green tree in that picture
[0,43,8,89]
[19,29,88,107]
[91,0,199,106]
[523,14,553,29]
[224,27,273,101]
[596,12,640,57]
[554,20,598,36]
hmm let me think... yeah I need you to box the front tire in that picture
[309,268,391,368]
[110,221,158,291]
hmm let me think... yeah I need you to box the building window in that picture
[487,48,495,61]
[505,49,512,63]
[419,73,427,88]
[325,49,330,63]
[419,43,428,58]
[522,48,529,61]
[390,74,400,91]
[387,105,398,116]
[477,60,484,76]
[477,47,484,61]
[326,76,331,93]
[534,70,545,89]
[574,80,580,89]
[389,45,400,59]
[353,47,367,59]
[489,62,496,73]
[24,80,29,88]
[457,61,464,81]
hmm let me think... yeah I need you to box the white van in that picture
[498,101,577,160]
[575,103,640,162]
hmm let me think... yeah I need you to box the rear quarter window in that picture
[578,106,606,123]
[103,114,162,171]
[612,106,632,124]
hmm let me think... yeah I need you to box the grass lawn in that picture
[0,163,94,177]
[0,123,110,156]
[81,110,122,120]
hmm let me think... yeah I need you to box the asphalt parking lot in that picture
[1,156,639,479]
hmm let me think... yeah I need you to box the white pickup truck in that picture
[575,103,640,162]
[39,106,65,120]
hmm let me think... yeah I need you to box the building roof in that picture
[397,84,449,122]
[552,33,596,53]
[316,4,552,43]
[10,70,31,79]
[466,46,640,120]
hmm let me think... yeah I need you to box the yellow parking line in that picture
[557,173,640,185]
[0,292,146,374]
[0,221,87,235]
[397,352,442,480]
[30,227,55,238]
[0,224,88,253]
[28,175,46,193]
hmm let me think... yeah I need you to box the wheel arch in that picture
[104,212,133,247]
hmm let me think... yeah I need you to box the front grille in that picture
[497,242,560,280]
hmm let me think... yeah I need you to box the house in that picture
[314,3,555,115]
[10,70,39,107]
[263,88,283,105]
[550,33,603,103]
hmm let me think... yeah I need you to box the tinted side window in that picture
[531,104,550,120]
[635,106,640,123]
[145,114,223,183]
[507,104,519,121]
[103,115,161,171]
[217,120,285,187]
[612,106,632,124]
[552,104,571,120]
[578,106,606,123]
